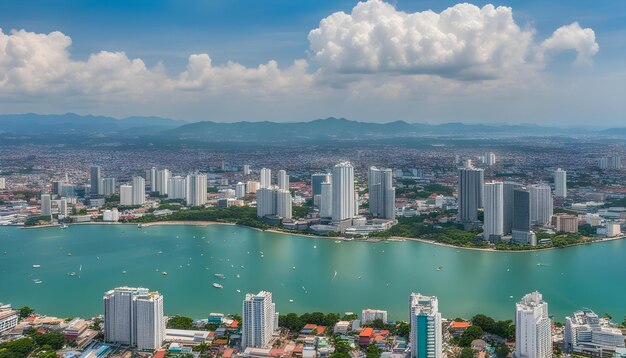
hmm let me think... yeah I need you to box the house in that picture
[449,321,471,338]
[359,327,374,346]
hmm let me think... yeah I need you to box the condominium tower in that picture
[90,166,102,195]
[554,168,567,198]
[409,293,442,358]
[368,167,395,220]
[241,291,276,350]
[458,167,484,222]
[514,292,552,358]
[483,182,504,242]
[332,162,356,223]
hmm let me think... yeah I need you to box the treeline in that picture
[0,330,66,358]
[131,206,269,229]
[279,312,343,334]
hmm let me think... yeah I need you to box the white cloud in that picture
[541,22,599,65]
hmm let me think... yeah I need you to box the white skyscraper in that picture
[256,187,292,219]
[99,178,116,196]
[277,170,289,191]
[276,189,292,219]
[155,169,170,195]
[554,168,567,198]
[483,182,504,242]
[147,167,157,192]
[41,194,52,217]
[59,197,68,216]
[167,176,187,200]
[514,291,552,358]
[458,167,484,222]
[120,185,133,206]
[530,184,553,226]
[243,165,251,175]
[235,182,247,199]
[132,176,145,206]
[186,173,207,207]
[260,168,272,188]
[409,293,442,358]
[332,162,356,223]
[486,152,496,166]
[103,287,164,351]
[242,291,276,350]
[0,177,5,190]
[320,180,333,218]
[368,167,395,220]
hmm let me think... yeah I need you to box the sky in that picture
[0,0,624,125]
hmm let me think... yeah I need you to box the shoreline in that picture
[13,220,626,253]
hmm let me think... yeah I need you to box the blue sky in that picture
[0,0,624,125]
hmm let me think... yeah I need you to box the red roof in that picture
[360,327,374,337]
[316,326,326,335]
[303,324,317,329]
[153,350,166,358]
[231,320,239,328]
[223,348,234,358]
[450,321,471,329]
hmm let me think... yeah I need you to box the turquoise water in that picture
[0,224,623,322]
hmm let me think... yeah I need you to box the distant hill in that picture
[0,113,619,144]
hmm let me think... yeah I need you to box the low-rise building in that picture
[0,304,18,334]
[564,309,625,356]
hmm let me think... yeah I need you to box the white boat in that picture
[292,266,296,270]
[60,223,68,229]
[214,273,225,279]
[32,279,43,284]
[236,289,241,293]
[436,265,444,271]
[162,272,168,276]
[32,264,41,268]
[289,299,294,303]
[157,251,163,255]
[68,272,76,277]
[122,270,127,274]
[236,274,240,278]
[212,283,223,289]
[67,253,72,256]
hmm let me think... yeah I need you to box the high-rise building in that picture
[132,176,145,206]
[530,184,553,226]
[90,166,102,195]
[552,214,578,233]
[0,177,5,190]
[243,165,251,176]
[256,187,292,219]
[458,167,484,222]
[99,178,116,196]
[483,182,504,242]
[503,182,522,234]
[554,168,567,198]
[514,292,552,358]
[52,180,62,195]
[332,162,356,223]
[59,198,68,216]
[103,286,164,350]
[361,309,388,325]
[168,176,187,200]
[486,152,496,166]
[512,189,536,245]
[320,180,333,218]
[276,190,292,219]
[260,168,272,189]
[564,309,625,355]
[155,169,170,196]
[311,173,331,198]
[60,183,76,197]
[41,194,52,217]
[368,167,396,220]
[277,170,289,191]
[186,174,207,207]
[236,182,247,199]
[247,181,261,194]
[242,291,276,350]
[120,185,133,206]
[146,167,157,192]
[409,293,442,358]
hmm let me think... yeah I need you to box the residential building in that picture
[132,176,146,206]
[247,181,261,194]
[41,193,52,217]
[512,188,536,245]
[186,173,207,207]
[99,177,116,196]
[155,169,170,195]
[236,182,247,199]
[514,292,552,358]
[409,293,442,358]
[552,214,579,233]
[332,162,356,223]
[147,167,157,192]
[256,187,292,219]
[529,184,553,226]
[0,304,18,334]
[555,168,567,198]
[362,309,388,325]
[503,182,522,234]
[564,309,625,355]
[260,168,272,189]
[242,291,276,350]
[368,167,396,220]
[311,173,331,198]
[243,165,251,175]
[277,170,289,191]
[458,167,484,223]
[120,185,133,206]
[90,166,102,195]
[485,152,496,166]
[320,180,333,218]
[168,176,187,200]
[483,182,504,242]
[0,177,5,190]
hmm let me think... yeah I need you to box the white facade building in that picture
[554,168,567,198]
[243,165,251,175]
[41,194,52,217]
[167,176,187,200]
[530,184,553,226]
[486,152,496,166]
[120,185,133,206]
[155,169,170,195]
[103,209,120,222]
[368,167,395,220]
[564,309,625,355]
[514,291,552,358]
[0,305,18,334]
[256,187,292,219]
[362,309,388,325]
[320,180,333,218]
[236,182,247,199]
[332,162,356,223]
[132,176,145,206]
[186,174,207,207]
[484,182,504,241]
[247,181,261,194]
[409,293,442,358]
[276,190,292,219]
[0,177,5,190]
[147,167,157,192]
[99,178,116,196]
[260,168,272,188]
[103,287,165,351]
[242,291,276,350]
[277,170,289,191]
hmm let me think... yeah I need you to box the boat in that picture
[32,264,41,268]
[292,266,296,270]
[161,272,168,276]
[122,270,127,274]
[436,265,444,271]
[60,223,68,229]
[137,224,143,228]
[332,271,338,280]
[357,276,362,280]
[157,251,163,255]
[67,253,72,256]
[212,283,223,289]
[313,245,317,249]
[68,272,76,277]
[289,299,294,303]
[334,240,342,243]
[214,273,225,279]
[32,279,43,284]
[96,256,100,260]
[236,289,241,293]
[236,274,240,278]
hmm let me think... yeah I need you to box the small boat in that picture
[214,273,225,279]
[122,270,127,274]
[236,274,240,278]
[68,272,76,277]
[137,224,143,228]
[60,223,68,229]
[236,289,241,293]
[161,272,168,276]
[212,283,223,289]
[436,265,444,271]
[334,240,342,243]
[509,295,514,299]
[292,266,296,270]
[32,264,41,268]
[67,253,72,256]
[313,245,317,249]
[157,251,163,255]
[289,299,294,303]
[155,268,159,272]
[32,279,43,284]
[358,276,362,280]
[96,256,100,261]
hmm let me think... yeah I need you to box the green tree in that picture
[459,326,483,347]
[167,315,194,330]
[19,306,34,319]
[366,344,382,358]
[32,332,66,350]
[193,342,209,354]
[458,347,475,358]
[37,351,59,358]
[0,338,37,357]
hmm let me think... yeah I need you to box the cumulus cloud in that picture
[541,22,599,65]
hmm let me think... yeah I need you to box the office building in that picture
[247,181,261,194]
[361,309,388,325]
[167,176,187,200]
[99,177,116,196]
[132,176,145,206]
[409,293,442,358]
[320,180,333,218]
[483,182,504,242]
[503,182,522,234]
[146,167,157,192]
[60,183,76,197]
[555,168,567,198]
[530,184,553,226]
[120,185,133,206]
[236,182,247,199]
[41,194,52,217]
[311,173,331,198]
[90,166,102,195]
[186,174,207,207]
[552,214,579,233]
[512,189,536,245]
[242,291,276,349]
[260,168,272,188]
[368,167,395,220]
[52,180,62,195]
[277,170,289,191]
[458,167,484,222]
[564,309,625,355]
[155,169,170,195]
[104,287,164,350]
[332,162,356,223]
[243,165,251,175]
[514,292,552,358]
